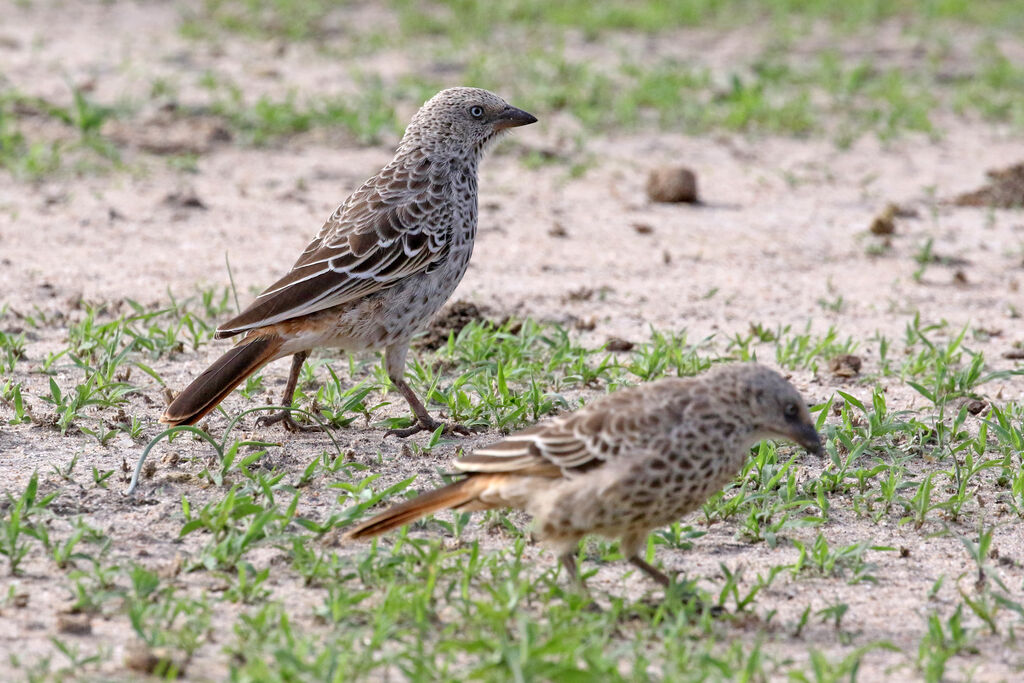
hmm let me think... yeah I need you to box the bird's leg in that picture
[384,344,470,438]
[629,555,671,587]
[560,551,581,585]
[257,351,319,432]
[630,554,719,614]
[386,378,471,437]
[559,551,602,611]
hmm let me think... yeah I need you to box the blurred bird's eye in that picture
[469,105,484,119]
[783,402,798,419]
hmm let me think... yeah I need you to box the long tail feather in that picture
[160,335,283,427]
[344,476,499,540]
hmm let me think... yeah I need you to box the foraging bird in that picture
[344,363,822,586]
[161,88,537,436]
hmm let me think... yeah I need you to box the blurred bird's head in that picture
[712,363,823,457]
[401,87,537,158]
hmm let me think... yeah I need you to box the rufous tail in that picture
[160,335,284,427]
[344,476,499,540]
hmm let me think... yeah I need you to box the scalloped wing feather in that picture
[454,382,694,477]
[217,158,449,337]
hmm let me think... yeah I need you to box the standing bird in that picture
[161,88,537,436]
[344,363,823,586]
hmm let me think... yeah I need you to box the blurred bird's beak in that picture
[792,423,824,457]
[493,106,538,130]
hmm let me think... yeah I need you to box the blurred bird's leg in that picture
[560,551,581,585]
[628,555,671,587]
[560,550,603,611]
[257,350,321,432]
[384,343,470,438]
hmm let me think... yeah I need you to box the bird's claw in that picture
[257,410,321,433]
[385,418,471,439]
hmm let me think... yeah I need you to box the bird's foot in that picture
[385,415,471,439]
[257,410,321,433]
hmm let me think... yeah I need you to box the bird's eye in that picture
[783,402,798,420]
[469,105,484,119]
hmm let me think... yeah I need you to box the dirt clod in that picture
[572,316,596,331]
[56,612,92,635]
[954,162,1024,208]
[646,166,699,203]
[415,301,489,351]
[125,644,181,676]
[162,189,207,211]
[869,205,896,235]
[829,354,863,378]
[548,222,568,238]
[966,399,987,415]
[605,337,634,352]
[565,287,594,302]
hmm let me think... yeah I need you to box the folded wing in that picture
[455,386,689,477]
[217,157,449,337]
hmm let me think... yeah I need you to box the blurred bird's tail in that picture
[160,334,283,427]
[344,476,501,540]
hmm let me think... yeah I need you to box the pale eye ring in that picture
[783,402,798,419]
[469,105,484,119]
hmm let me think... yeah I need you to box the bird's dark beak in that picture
[493,106,538,130]
[792,423,824,457]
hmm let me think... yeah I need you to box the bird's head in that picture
[400,87,537,158]
[715,363,823,456]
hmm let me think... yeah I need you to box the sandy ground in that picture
[1,1,1024,680]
